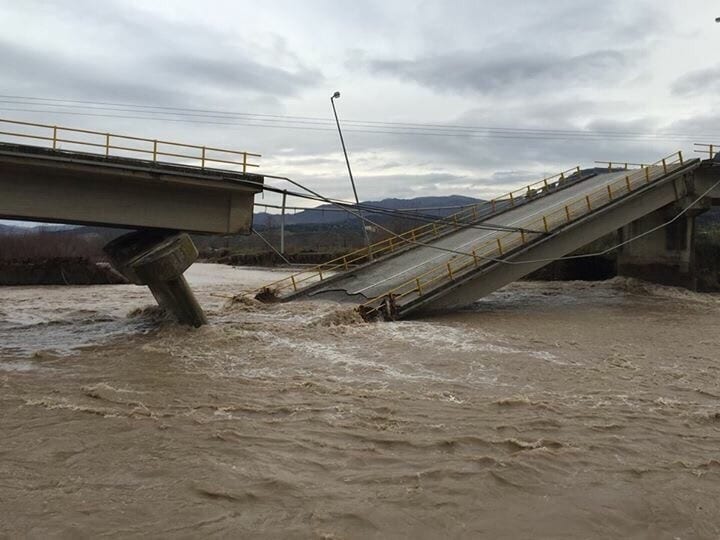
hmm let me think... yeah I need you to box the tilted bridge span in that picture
[258,148,720,321]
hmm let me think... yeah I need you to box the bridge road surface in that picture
[305,170,632,302]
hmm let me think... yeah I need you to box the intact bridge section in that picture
[0,118,263,326]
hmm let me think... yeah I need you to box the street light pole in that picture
[330,91,371,251]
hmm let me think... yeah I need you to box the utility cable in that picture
[254,202,484,213]
[1,103,717,143]
[251,227,292,265]
[2,94,720,141]
[223,174,540,236]
[257,173,545,259]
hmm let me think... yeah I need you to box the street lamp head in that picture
[332,91,341,99]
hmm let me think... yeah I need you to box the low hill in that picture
[254,195,482,227]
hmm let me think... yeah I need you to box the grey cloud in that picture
[367,49,630,95]
[0,39,189,106]
[0,0,709,205]
[155,55,322,97]
[318,172,476,200]
[672,66,720,96]
[1,0,323,108]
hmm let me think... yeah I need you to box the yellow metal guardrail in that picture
[694,143,719,160]
[359,151,686,320]
[595,161,650,170]
[257,166,585,298]
[0,118,261,173]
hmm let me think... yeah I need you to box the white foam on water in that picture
[0,360,41,372]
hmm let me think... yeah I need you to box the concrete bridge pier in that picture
[104,231,207,327]
[617,198,710,289]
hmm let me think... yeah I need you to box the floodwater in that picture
[2,264,720,539]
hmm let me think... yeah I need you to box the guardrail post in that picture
[201,146,206,169]
[678,151,683,164]
[291,275,297,292]
[509,192,515,207]
[105,133,110,157]
[711,145,715,159]
[565,206,571,223]
[585,195,592,211]
[446,262,454,280]
[491,199,496,212]
[318,268,323,280]
[472,249,479,266]
[343,256,349,270]
[496,238,503,254]
[415,277,423,295]
[645,167,651,183]
[542,216,549,233]
[52,126,58,150]
[433,224,438,236]
[520,229,526,244]
[153,140,158,162]
[626,175,632,192]
[662,158,667,174]
[607,184,613,200]
[243,152,248,173]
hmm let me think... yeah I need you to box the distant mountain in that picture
[254,195,483,227]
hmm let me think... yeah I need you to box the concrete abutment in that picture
[616,195,711,290]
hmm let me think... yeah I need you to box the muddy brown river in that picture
[2,264,720,539]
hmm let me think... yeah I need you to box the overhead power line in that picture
[0,105,710,143]
[240,176,540,235]
[0,94,719,143]
[0,93,708,138]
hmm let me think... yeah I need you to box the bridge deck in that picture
[308,169,631,301]
[0,142,263,234]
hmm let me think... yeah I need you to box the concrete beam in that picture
[0,144,262,234]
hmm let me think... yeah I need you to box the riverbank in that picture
[0,257,127,286]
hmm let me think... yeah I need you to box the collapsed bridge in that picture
[258,148,720,320]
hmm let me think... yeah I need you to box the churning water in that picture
[2,264,720,538]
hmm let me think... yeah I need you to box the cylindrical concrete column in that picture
[104,231,207,326]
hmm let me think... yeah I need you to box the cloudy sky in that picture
[2,0,720,210]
